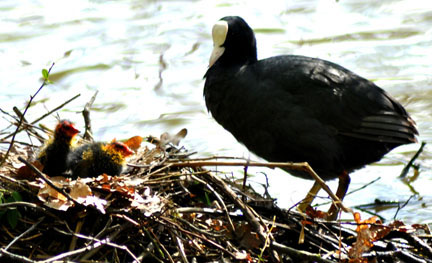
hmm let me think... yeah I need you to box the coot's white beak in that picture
[209,20,228,67]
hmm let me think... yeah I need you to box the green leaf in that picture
[11,191,22,202]
[7,209,19,229]
[204,191,211,206]
[42,68,49,80]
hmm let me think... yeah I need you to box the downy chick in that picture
[37,120,80,176]
[67,141,133,178]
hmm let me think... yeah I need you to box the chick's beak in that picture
[67,126,80,137]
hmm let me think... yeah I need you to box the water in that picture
[1,0,431,223]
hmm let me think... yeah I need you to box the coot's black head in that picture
[209,16,257,68]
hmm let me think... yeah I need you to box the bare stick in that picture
[167,159,351,213]
[0,248,36,263]
[31,93,81,125]
[191,175,236,233]
[204,171,333,263]
[0,63,55,166]
[4,216,45,251]
[44,227,139,263]
[13,106,45,143]
[17,156,78,205]
[399,141,426,178]
[82,90,98,141]
[0,94,80,143]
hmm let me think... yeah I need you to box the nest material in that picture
[1,136,432,263]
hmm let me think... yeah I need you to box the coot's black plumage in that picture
[203,16,418,214]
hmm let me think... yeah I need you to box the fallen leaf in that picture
[348,213,379,261]
[16,160,44,180]
[124,136,143,152]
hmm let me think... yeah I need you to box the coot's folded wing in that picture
[274,55,418,144]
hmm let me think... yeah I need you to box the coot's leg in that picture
[326,171,351,220]
[298,181,322,212]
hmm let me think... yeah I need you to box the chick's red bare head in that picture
[55,120,80,139]
[107,141,133,157]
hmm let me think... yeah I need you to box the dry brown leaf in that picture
[70,179,92,199]
[70,179,107,214]
[37,176,71,211]
[16,160,44,180]
[124,136,143,152]
[348,213,379,261]
[37,177,107,213]
[236,223,261,249]
[38,176,68,202]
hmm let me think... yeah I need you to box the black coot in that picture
[203,16,418,216]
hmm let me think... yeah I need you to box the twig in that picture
[202,171,279,259]
[191,175,236,234]
[146,225,175,263]
[12,107,45,143]
[82,90,98,141]
[242,158,250,201]
[393,195,414,220]
[204,170,337,262]
[400,141,426,178]
[33,94,81,126]
[44,227,139,263]
[315,177,382,208]
[168,159,351,213]
[0,93,80,143]
[0,62,54,166]
[17,157,78,205]
[0,201,59,219]
[158,216,236,259]
[174,217,225,238]
[271,242,335,263]
[0,248,36,263]
[4,216,45,251]
[175,207,242,217]
[171,230,189,263]
[79,224,127,261]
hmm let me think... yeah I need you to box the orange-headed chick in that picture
[67,141,133,178]
[37,120,80,176]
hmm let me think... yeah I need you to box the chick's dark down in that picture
[67,142,132,178]
[37,120,79,176]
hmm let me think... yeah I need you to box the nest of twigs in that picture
[1,130,432,263]
[1,70,431,262]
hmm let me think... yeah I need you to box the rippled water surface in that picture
[1,0,431,223]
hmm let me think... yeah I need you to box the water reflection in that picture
[1,0,431,223]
